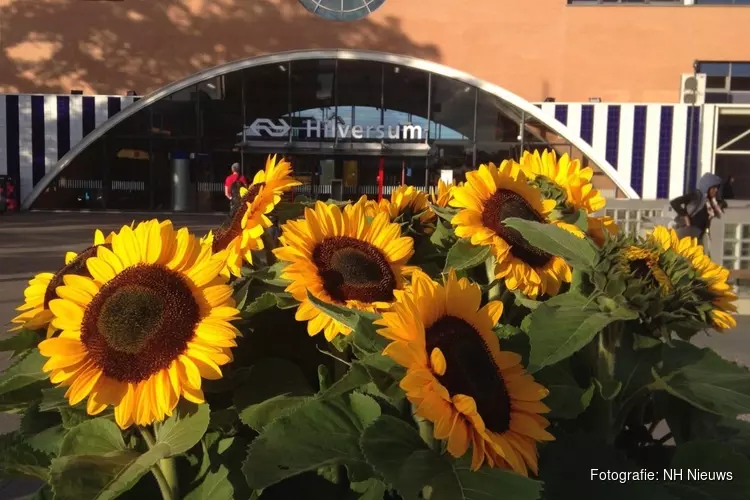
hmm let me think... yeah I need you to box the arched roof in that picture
[22,49,638,209]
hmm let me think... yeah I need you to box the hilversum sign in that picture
[245,118,425,141]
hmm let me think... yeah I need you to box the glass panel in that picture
[627,221,638,234]
[730,77,750,92]
[149,85,199,138]
[706,76,728,90]
[335,60,383,155]
[605,209,615,217]
[741,242,750,257]
[616,209,626,220]
[723,259,736,270]
[383,63,429,143]
[475,90,520,167]
[290,59,336,144]
[724,242,737,257]
[197,72,244,211]
[628,210,638,219]
[741,260,750,270]
[429,74,474,143]
[32,137,107,210]
[732,63,750,77]
[106,122,151,210]
[742,224,750,239]
[699,62,731,77]
[725,223,738,239]
[244,63,290,143]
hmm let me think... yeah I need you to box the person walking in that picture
[224,162,247,213]
[722,175,735,200]
[669,173,724,247]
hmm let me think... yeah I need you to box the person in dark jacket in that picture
[722,175,735,200]
[669,173,724,244]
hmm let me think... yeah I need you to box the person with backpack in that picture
[224,162,247,213]
[669,172,725,247]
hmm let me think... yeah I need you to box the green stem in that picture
[485,256,501,301]
[595,326,620,445]
[139,427,179,500]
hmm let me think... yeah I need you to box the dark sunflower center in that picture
[43,244,110,309]
[481,189,552,268]
[311,236,396,304]
[629,259,652,280]
[81,264,200,383]
[212,182,265,253]
[425,315,511,434]
[96,286,165,354]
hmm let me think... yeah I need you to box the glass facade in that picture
[31,58,587,211]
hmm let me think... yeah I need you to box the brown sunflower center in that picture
[425,315,511,434]
[43,244,110,309]
[629,259,653,280]
[312,236,396,304]
[80,264,200,383]
[481,189,552,268]
[212,182,265,253]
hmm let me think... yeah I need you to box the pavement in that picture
[0,211,749,498]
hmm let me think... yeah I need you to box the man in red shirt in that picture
[224,162,247,212]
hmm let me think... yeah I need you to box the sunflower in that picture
[587,215,619,247]
[372,185,433,225]
[430,180,455,208]
[450,161,583,298]
[375,270,553,475]
[205,155,300,277]
[11,229,116,337]
[273,200,414,341]
[38,219,240,429]
[651,226,737,330]
[518,149,606,214]
[619,246,672,293]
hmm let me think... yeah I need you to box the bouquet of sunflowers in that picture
[2,151,748,500]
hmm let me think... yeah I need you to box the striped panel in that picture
[540,103,699,199]
[630,105,648,197]
[656,106,674,199]
[0,94,135,203]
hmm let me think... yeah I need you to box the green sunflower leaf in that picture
[242,393,380,490]
[0,329,42,357]
[525,293,619,372]
[0,431,52,480]
[234,357,315,431]
[428,204,458,224]
[352,478,388,500]
[666,441,750,500]
[184,466,234,500]
[0,350,48,397]
[443,239,491,273]
[651,341,750,416]
[503,217,599,268]
[50,402,210,500]
[428,219,456,250]
[360,415,542,500]
[306,291,388,354]
[0,381,47,412]
[533,362,595,419]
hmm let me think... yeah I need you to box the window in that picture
[567,0,682,4]
[698,62,750,101]
[297,0,387,21]
[695,0,750,4]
